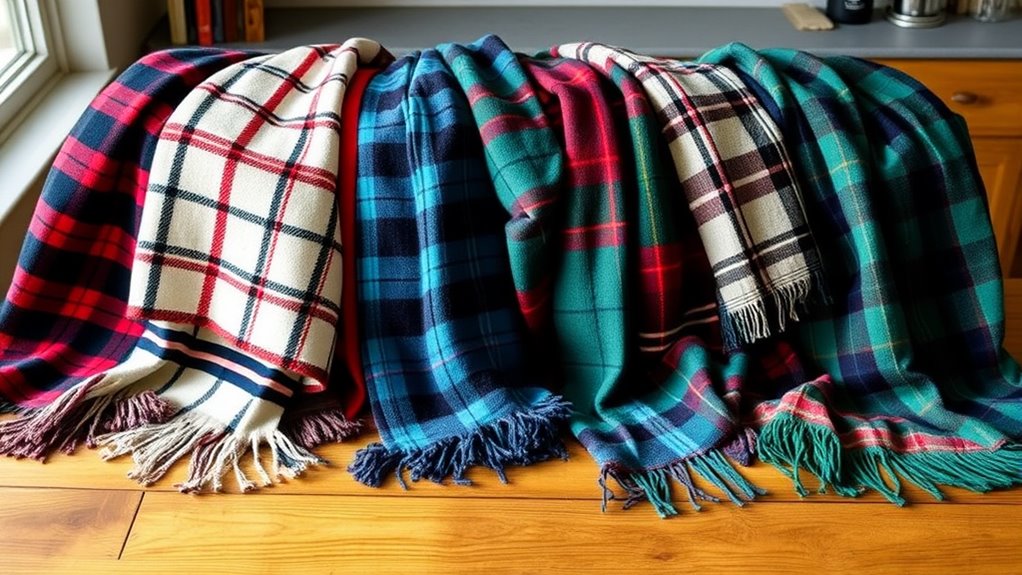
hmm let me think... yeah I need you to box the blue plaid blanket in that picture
[348,46,571,487]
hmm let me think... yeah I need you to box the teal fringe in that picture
[600,448,767,519]
[758,412,1022,504]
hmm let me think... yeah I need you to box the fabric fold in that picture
[441,36,768,517]
[1,40,395,492]
[0,48,254,457]
[556,42,828,351]
[701,43,1022,502]
[349,44,571,488]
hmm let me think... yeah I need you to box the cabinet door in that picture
[972,137,1022,276]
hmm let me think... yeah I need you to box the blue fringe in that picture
[348,395,572,488]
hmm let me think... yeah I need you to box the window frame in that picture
[0,0,63,142]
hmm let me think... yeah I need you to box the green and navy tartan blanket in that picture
[700,43,1022,501]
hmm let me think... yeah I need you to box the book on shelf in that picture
[167,0,187,45]
[244,0,265,43]
[195,0,213,46]
[167,0,261,45]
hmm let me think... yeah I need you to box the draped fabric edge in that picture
[599,428,764,518]
[0,43,386,493]
[348,394,573,489]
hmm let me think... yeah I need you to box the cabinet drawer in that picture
[874,59,1022,137]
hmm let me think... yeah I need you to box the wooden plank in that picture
[117,493,1022,575]
[0,488,141,561]
[1,433,1021,504]
[1003,278,1022,361]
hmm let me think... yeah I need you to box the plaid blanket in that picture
[0,48,252,458]
[430,36,759,516]
[348,45,571,488]
[700,43,1022,501]
[555,43,828,351]
[95,40,392,491]
[132,40,390,390]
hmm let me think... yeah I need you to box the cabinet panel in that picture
[972,137,1022,275]
[875,59,1022,138]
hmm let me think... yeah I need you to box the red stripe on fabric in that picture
[158,125,338,189]
[131,252,339,323]
[196,48,325,321]
[28,203,135,269]
[562,221,627,251]
[336,66,380,419]
[5,268,141,332]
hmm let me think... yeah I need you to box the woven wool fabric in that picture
[433,36,765,516]
[700,43,1022,501]
[555,42,828,351]
[0,48,253,459]
[131,39,391,390]
[348,45,571,488]
[86,41,394,491]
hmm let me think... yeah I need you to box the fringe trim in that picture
[347,394,572,488]
[0,378,174,460]
[758,412,1022,504]
[720,297,772,351]
[96,410,330,493]
[723,426,758,467]
[279,406,363,451]
[599,447,767,519]
[721,270,831,350]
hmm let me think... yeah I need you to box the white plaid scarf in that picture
[557,42,828,349]
[91,39,391,491]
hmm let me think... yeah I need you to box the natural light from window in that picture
[0,2,17,74]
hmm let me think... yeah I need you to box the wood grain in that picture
[117,493,1022,575]
[874,59,1022,137]
[1,433,1020,504]
[0,488,140,561]
[1003,278,1022,361]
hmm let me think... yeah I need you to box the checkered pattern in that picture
[354,44,568,472]
[131,40,391,389]
[556,42,827,351]
[701,43,1022,457]
[439,37,738,475]
[0,48,253,410]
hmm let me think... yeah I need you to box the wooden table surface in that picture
[3,281,1022,574]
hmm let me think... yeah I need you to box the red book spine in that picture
[195,0,213,46]
[223,0,238,43]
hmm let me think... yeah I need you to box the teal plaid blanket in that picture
[701,44,1022,502]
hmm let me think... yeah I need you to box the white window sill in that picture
[0,70,113,289]
[0,69,114,224]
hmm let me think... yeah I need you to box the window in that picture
[0,0,61,140]
[0,3,18,71]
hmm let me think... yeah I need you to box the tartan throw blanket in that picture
[0,48,253,457]
[348,44,571,487]
[1,41,395,492]
[430,36,772,516]
[98,40,392,491]
[555,42,829,351]
[700,43,1022,501]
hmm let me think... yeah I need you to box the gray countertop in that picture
[247,6,1022,59]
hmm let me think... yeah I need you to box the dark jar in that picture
[826,0,874,24]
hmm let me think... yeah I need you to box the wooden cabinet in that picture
[875,59,1022,276]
